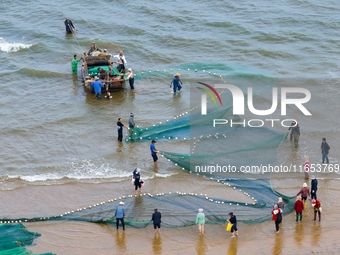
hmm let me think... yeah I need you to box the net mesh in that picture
[0,224,54,255]
[0,64,295,253]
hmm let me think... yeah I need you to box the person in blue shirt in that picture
[115,201,125,230]
[91,77,104,99]
[150,140,160,166]
[170,73,183,94]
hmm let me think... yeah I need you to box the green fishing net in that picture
[0,224,54,255]
[0,64,296,253]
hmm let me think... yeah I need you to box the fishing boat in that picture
[81,42,126,92]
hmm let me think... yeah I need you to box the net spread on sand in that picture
[0,64,296,254]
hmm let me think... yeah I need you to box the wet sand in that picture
[2,172,339,255]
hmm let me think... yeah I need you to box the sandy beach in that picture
[1,173,338,255]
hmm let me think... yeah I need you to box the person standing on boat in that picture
[114,51,127,66]
[64,18,75,33]
[116,58,125,73]
[91,76,104,99]
[117,118,129,142]
[71,54,83,75]
[127,68,135,89]
[170,73,183,94]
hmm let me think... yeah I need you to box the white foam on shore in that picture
[154,172,178,178]
[2,159,179,184]
[0,37,33,52]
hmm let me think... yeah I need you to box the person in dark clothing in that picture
[128,113,135,129]
[277,197,284,211]
[170,73,183,94]
[64,18,75,33]
[290,122,300,148]
[116,118,129,142]
[152,208,162,234]
[321,138,330,164]
[288,120,297,141]
[272,204,283,233]
[117,58,125,73]
[311,176,318,200]
[132,168,142,195]
[228,212,238,237]
[127,68,135,90]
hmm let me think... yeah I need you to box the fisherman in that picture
[150,140,160,166]
[152,208,162,234]
[271,204,283,233]
[115,201,125,230]
[321,138,330,164]
[71,54,83,75]
[116,118,129,142]
[311,176,318,200]
[291,122,300,148]
[128,113,135,129]
[195,208,205,236]
[91,76,104,99]
[116,58,125,73]
[132,168,142,195]
[170,73,183,94]
[64,18,75,33]
[114,51,127,65]
[297,183,310,209]
[126,68,135,89]
[294,196,304,222]
[311,199,322,221]
[87,43,102,56]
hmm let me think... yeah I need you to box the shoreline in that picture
[2,174,339,254]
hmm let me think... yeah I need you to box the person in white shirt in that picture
[113,50,127,65]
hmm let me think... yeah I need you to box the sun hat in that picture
[119,201,125,205]
[175,73,181,76]
[303,183,307,187]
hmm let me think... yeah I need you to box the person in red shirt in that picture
[271,204,283,233]
[294,196,304,222]
[297,183,310,208]
[311,199,322,221]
